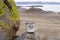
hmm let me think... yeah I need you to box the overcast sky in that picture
[14,0,60,2]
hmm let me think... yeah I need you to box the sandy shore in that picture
[17,7,60,40]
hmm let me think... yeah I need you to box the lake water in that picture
[41,5,60,12]
[16,4,60,12]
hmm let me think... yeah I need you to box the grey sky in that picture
[14,0,60,2]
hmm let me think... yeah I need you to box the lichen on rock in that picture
[0,0,20,40]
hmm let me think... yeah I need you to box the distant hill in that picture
[25,8,43,12]
[23,7,55,14]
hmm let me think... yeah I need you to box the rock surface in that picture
[0,0,20,40]
[15,32,40,40]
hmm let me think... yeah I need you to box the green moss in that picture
[6,0,19,24]
[6,23,11,31]
[0,21,4,28]
[0,8,5,16]
[0,0,5,16]
[0,0,5,9]
[0,0,20,39]
[0,0,20,27]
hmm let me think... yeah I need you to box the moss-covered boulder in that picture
[0,0,20,40]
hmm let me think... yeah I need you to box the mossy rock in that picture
[0,0,20,40]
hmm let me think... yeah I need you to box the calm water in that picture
[40,5,60,12]
[16,4,60,12]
